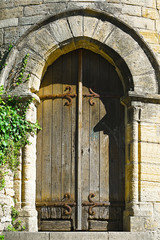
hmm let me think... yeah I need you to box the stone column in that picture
[122,94,158,232]
[128,105,140,205]
[122,97,142,231]
[19,101,38,232]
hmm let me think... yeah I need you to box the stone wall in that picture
[0,170,14,232]
[0,0,160,63]
[0,0,160,234]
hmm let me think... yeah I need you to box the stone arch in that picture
[1,8,160,232]
[0,8,159,95]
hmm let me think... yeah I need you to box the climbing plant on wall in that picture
[0,46,41,190]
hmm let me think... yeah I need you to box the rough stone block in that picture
[94,3,122,17]
[0,0,14,9]
[140,122,160,143]
[4,26,30,44]
[130,216,157,232]
[0,18,18,28]
[140,181,160,201]
[105,27,139,58]
[68,16,83,38]
[84,17,99,38]
[0,7,23,20]
[140,31,159,44]
[49,19,72,43]
[122,48,153,76]
[0,0,43,8]
[121,0,156,8]
[15,47,46,80]
[26,28,58,60]
[4,232,50,240]
[140,163,160,182]
[24,4,49,16]
[48,3,67,15]
[109,231,155,240]
[122,4,141,16]
[141,142,160,164]
[136,203,153,217]
[92,20,114,43]
[50,232,109,240]
[19,15,45,25]
[133,73,157,93]
[120,15,155,30]
[142,7,159,20]
[140,103,160,124]
[15,0,43,5]
[24,3,66,17]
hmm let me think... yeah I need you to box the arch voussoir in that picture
[84,16,99,38]
[92,19,115,43]
[68,16,83,38]
[1,9,159,95]
[26,28,58,61]
[49,18,73,43]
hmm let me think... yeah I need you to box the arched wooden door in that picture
[36,49,125,231]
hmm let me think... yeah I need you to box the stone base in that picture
[123,215,157,232]
[18,209,38,232]
[3,231,158,240]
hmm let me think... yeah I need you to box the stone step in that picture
[3,231,158,240]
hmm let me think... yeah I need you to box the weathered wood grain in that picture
[36,49,125,231]
[41,66,52,202]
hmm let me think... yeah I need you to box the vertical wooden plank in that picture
[89,51,100,220]
[70,51,78,201]
[41,66,52,202]
[61,53,72,201]
[99,101,109,219]
[98,54,110,220]
[81,50,90,230]
[76,49,83,230]
[51,57,63,219]
[70,51,78,230]
[36,86,43,203]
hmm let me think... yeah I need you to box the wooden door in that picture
[36,49,125,231]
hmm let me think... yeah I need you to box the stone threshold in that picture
[3,231,158,240]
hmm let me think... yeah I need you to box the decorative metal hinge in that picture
[36,193,76,215]
[83,88,100,106]
[39,86,77,106]
[82,193,110,216]
[83,88,121,106]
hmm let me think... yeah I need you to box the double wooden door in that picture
[36,49,125,231]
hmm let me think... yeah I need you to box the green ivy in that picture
[0,235,4,240]
[7,206,25,232]
[0,47,41,189]
[0,171,7,191]
[16,53,30,86]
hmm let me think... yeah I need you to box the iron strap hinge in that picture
[36,193,76,215]
[82,193,110,216]
[39,86,77,106]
